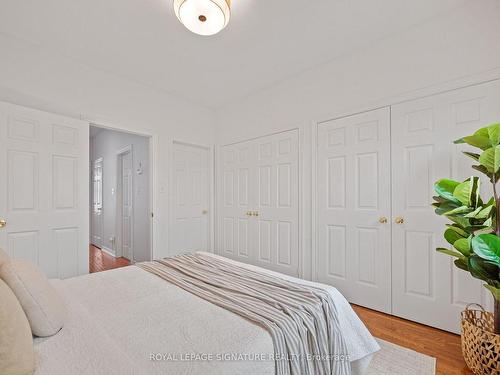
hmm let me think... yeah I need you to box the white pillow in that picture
[0,278,35,375]
[0,259,67,337]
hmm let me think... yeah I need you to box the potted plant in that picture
[432,122,500,374]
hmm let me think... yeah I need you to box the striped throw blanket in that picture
[137,254,351,375]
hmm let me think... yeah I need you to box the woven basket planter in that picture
[461,304,500,375]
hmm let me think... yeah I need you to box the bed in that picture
[34,252,380,375]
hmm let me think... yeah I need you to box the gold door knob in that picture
[254,211,259,217]
[0,219,6,228]
[246,211,252,217]
[379,217,388,224]
[395,217,404,224]
[202,210,208,215]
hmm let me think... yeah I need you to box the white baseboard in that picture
[101,246,116,258]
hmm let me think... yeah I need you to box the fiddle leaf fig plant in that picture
[433,122,500,334]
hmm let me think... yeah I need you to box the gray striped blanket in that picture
[137,254,351,375]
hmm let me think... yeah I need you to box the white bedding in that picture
[34,252,379,375]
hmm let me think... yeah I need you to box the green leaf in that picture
[464,206,483,218]
[433,200,461,215]
[462,152,481,162]
[468,255,499,282]
[471,234,500,263]
[474,126,490,138]
[470,176,480,207]
[479,145,500,173]
[444,205,472,216]
[471,164,495,181]
[448,215,471,229]
[484,284,500,301]
[434,179,461,203]
[459,135,492,150]
[454,258,469,271]
[445,224,469,237]
[432,196,449,203]
[475,205,494,219]
[473,225,495,236]
[454,238,471,256]
[452,177,480,206]
[487,123,500,146]
[483,217,494,227]
[437,247,465,259]
[444,228,465,245]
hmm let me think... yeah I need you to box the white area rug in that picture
[367,339,436,375]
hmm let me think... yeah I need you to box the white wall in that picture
[0,33,216,260]
[215,0,500,279]
[90,128,150,262]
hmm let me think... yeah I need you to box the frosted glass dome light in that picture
[174,0,231,36]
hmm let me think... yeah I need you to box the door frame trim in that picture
[90,123,155,262]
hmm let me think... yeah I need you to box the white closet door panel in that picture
[0,102,89,278]
[317,108,392,312]
[255,131,299,275]
[220,140,257,261]
[391,80,500,333]
[219,130,299,276]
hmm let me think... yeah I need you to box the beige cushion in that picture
[0,260,66,337]
[0,247,10,266]
[0,278,35,375]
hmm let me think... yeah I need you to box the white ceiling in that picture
[0,0,466,110]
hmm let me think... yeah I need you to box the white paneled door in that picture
[118,148,133,261]
[391,80,500,333]
[316,108,392,313]
[172,142,210,254]
[91,157,103,248]
[0,102,89,278]
[220,130,299,276]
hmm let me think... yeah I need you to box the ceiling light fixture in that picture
[174,0,231,36]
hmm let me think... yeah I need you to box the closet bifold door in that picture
[316,107,392,313]
[219,130,300,277]
[391,79,500,333]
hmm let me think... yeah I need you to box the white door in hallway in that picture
[118,148,133,261]
[0,102,89,278]
[316,108,392,313]
[220,130,299,276]
[91,157,103,248]
[391,80,500,333]
[172,142,210,254]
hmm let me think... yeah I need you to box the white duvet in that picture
[34,252,380,375]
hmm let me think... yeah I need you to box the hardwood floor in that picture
[352,305,473,375]
[89,244,131,273]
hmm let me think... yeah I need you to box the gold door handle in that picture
[395,217,404,224]
[253,211,259,217]
[246,211,252,217]
[379,217,388,224]
[0,219,6,228]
